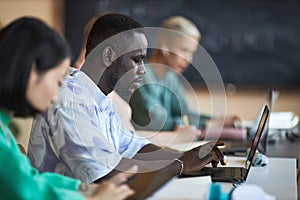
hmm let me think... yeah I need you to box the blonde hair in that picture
[161,16,201,41]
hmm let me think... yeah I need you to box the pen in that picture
[224,156,229,165]
[182,115,189,126]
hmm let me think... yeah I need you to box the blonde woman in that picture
[126,16,240,134]
[125,16,209,132]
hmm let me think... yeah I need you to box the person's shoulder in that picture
[64,67,96,85]
[166,70,182,83]
[30,113,49,136]
[166,69,178,78]
[59,72,110,111]
[58,68,98,102]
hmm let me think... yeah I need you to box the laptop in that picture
[181,105,269,183]
[223,88,278,156]
[256,89,279,153]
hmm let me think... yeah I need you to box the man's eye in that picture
[134,58,141,64]
[134,55,145,64]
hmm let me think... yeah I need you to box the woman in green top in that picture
[0,17,135,200]
[126,16,240,133]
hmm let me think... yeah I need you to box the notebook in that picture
[180,105,269,183]
[126,169,175,200]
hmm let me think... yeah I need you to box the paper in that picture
[269,112,299,129]
[241,119,255,128]
[149,176,211,200]
[168,141,209,151]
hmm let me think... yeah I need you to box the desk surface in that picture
[150,157,297,200]
[266,138,300,159]
[248,158,297,200]
[223,157,297,200]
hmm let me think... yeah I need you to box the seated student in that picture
[0,17,136,200]
[28,13,225,184]
[74,15,199,146]
[122,16,240,132]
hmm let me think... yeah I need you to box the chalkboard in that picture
[65,0,300,87]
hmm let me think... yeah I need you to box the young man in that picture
[28,13,225,184]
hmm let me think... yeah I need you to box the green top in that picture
[124,65,211,131]
[0,109,84,200]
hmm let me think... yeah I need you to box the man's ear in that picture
[102,46,116,67]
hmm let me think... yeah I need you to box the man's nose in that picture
[137,63,146,75]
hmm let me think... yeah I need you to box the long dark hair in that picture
[0,17,70,117]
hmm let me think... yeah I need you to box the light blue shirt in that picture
[28,67,150,183]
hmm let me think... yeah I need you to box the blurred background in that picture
[0,0,299,148]
[65,0,300,88]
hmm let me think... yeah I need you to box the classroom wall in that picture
[0,0,64,150]
[0,0,64,33]
[65,0,300,88]
[186,87,300,121]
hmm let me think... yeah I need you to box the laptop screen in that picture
[249,89,278,153]
[244,105,269,181]
[259,89,279,153]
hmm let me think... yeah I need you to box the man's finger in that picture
[213,148,225,165]
[215,141,225,147]
[211,160,219,168]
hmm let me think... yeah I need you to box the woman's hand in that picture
[87,182,134,200]
[82,165,138,200]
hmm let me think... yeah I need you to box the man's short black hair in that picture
[86,13,144,57]
[0,17,70,117]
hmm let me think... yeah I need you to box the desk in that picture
[266,138,300,160]
[150,157,297,200]
[222,157,297,200]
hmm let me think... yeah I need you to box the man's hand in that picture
[179,141,225,175]
[85,181,135,200]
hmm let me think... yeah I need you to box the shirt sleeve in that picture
[112,110,151,158]
[47,102,124,183]
[0,139,83,200]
